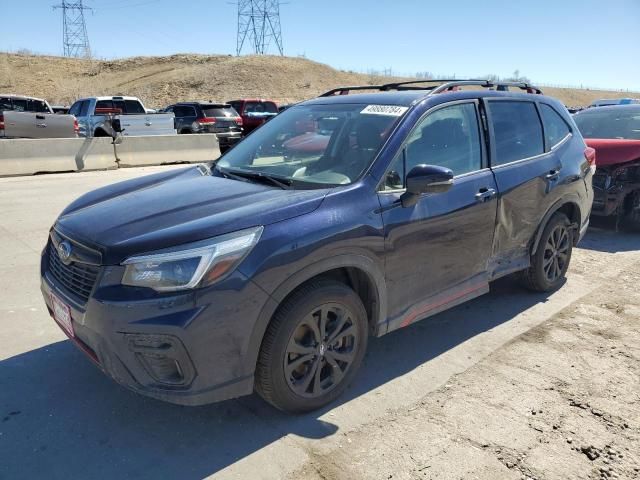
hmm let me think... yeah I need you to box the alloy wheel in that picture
[284,303,358,398]
[543,224,570,283]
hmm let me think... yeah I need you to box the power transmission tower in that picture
[236,0,284,56]
[53,1,92,58]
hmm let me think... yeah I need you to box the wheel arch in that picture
[243,254,387,377]
[530,197,582,254]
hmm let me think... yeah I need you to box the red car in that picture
[227,99,278,135]
[574,105,640,229]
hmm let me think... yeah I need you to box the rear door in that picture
[379,100,498,330]
[485,99,561,266]
[29,99,75,138]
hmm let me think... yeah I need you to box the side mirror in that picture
[401,164,454,208]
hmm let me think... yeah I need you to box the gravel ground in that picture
[292,255,640,480]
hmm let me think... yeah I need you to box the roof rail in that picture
[318,79,543,97]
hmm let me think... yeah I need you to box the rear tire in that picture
[521,212,573,292]
[255,280,368,413]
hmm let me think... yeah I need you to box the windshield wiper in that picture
[216,167,293,190]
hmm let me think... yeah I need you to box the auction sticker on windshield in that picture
[50,292,74,337]
[361,105,408,116]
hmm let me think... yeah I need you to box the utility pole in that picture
[236,0,284,56]
[53,1,92,58]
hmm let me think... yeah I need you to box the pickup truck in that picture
[0,94,78,139]
[69,96,176,138]
[228,99,278,135]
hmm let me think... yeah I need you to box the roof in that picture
[171,101,232,107]
[301,89,562,108]
[0,94,47,102]
[576,104,640,115]
[78,96,143,102]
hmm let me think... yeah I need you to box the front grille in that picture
[48,242,100,302]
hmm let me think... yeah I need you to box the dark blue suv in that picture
[41,80,594,412]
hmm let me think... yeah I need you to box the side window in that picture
[540,103,571,149]
[124,100,146,114]
[68,101,81,116]
[79,100,90,116]
[12,99,28,112]
[488,101,544,166]
[382,103,482,190]
[406,103,482,175]
[29,100,50,113]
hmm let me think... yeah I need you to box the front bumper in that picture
[40,245,270,406]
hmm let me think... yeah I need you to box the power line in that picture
[52,1,92,58]
[236,0,284,56]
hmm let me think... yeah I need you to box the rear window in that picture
[96,99,146,114]
[244,101,278,114]
[11,99,28,112]
[28,100,50,113]
[202,105,239,118]
[574,108,640,140]
[489,101,544,166]
[540,104,571,148]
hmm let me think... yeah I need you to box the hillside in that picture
[0,52,636,108]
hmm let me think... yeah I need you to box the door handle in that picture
[546,169,560,180]
[145,121,152,126]
[475,187,497,202]
[36,115,46,120]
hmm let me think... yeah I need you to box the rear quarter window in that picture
[0,97,12,111]
[488,101,544,166]
[540,103,571,148]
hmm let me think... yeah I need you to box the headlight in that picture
[121,226,263,292]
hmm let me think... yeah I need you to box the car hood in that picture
[585,138,640,167]
[56,166,329,264]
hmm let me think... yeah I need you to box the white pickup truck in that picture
[0,94,78,139]
[69,96,176,138]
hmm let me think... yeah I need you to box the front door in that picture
[378,101,498,332]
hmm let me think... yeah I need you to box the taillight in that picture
[235,116,243,126]
[585,146,596,174]
[196,117,216,126]
[0,114,4,130]
[73,118,79,135]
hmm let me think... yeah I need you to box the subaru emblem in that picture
[58,241,72,263]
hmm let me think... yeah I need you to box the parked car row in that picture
[1,93,282,152]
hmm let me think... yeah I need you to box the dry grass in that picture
[0,52,636,108]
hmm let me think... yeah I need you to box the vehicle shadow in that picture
[0,279,550,480]
[578,221,640,253]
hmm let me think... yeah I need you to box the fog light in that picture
[125,333,195,387]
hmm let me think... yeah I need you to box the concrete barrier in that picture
[115,134,221,167]
[0,134,221,177]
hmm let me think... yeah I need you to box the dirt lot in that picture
[0,167,639,479]
[293,250,640,480]
[1,52,637,107]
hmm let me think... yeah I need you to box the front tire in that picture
[521,212,573,292]
[255,280,368,413]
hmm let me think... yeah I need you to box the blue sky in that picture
[3,0,639,91]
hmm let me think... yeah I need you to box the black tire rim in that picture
[284,303,358,398]
[543,224,570,283]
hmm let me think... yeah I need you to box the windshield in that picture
[215,103,403,186]
[575,108,640,140]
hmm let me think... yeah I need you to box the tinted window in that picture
[245,101,278,114]
[406,103,482,176]
[68,101,81,116]
[229,101,242,112]
[173,105,196,117]
[202,106,239,117]
[1,97,13,111]
[540,104,571,148]
[28,100,50,113]
[489,101,544,165]
[574,107,640,140]
[96,100,116,111]
[124,100,145,114]
[79,100,90,116]
[11,99,28,112]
